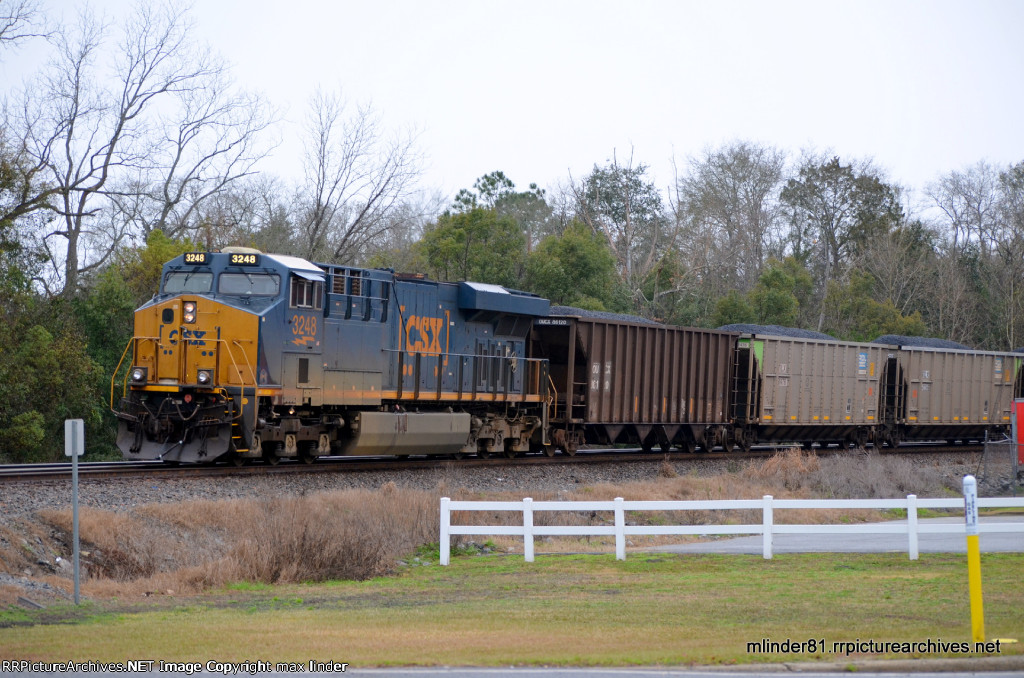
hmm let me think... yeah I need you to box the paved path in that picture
[649,516,1024,555]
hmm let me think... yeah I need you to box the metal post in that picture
[963,475,985,642]
[64,419,84,605]
[72,446,79,605]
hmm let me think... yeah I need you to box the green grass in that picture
[1,552,1022,666]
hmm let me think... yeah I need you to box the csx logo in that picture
[168,329,206,346]
[406,315,446,354]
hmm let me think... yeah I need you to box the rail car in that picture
[112,249,1024,463]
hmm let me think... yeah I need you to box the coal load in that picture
[549,305,663,326]
[872,334,971,350]
[717,324,837,341]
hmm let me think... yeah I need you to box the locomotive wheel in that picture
[477,440,494,459]
[297,441,318,464]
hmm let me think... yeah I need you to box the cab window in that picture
[290,277,323,309]
[218,273,280,296]
[164,271,213,294]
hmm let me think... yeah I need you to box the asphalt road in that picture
[649,516,1024,555]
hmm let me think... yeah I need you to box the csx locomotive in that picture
[113,249,1024,463]
[114,248,550,464]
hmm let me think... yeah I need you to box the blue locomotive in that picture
[113,249,550,463]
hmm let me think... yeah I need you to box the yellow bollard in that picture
[963,475,985,643]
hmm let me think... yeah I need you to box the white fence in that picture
[439,495,1024,565]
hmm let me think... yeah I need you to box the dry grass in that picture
[23,449,963,597]
[38,482,440,597]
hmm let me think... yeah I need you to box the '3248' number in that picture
[291,314,317,346]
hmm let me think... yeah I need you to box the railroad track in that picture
[0,442,985,482]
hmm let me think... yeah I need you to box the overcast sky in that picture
[5,0,1024,205]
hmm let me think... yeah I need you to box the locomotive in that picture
[112,249,1024,463]
[113,248,550,464]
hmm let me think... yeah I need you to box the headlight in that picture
[197,369,212,385]
[131,367,147,383]
[183,301,197,323]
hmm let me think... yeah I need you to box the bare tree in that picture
[13,2,275,297]
[856,220,936,315]
[107,74,276,241]
[293,88,420,264]
[0,0,46,51]
[673,140,787,295]
[926,161,1000,256]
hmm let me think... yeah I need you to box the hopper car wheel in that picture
[681,438,697,454]
[230,454,246,467]
[299,447,317,464]
[562,444,578,457]
[543,445,556,457]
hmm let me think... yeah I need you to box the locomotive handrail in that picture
[210,336,259,431]
[385,349,549,401]
[109,336,160,412]
[109,337,136,411]
[547,374,559,421]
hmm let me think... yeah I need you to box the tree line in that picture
[1,1,1022,461]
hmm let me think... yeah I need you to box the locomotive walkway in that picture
[649,515,1024,555]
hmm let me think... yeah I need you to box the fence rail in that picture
[439,495,1024,565]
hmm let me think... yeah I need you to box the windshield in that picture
[218,273,280,296]
[164,271,213,294]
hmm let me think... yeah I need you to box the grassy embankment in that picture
[1,552,1022,665]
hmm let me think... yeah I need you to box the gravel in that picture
[0,452,1010,524]
[0,459,692,522]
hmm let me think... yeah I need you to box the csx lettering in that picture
[406,315,444,354]
[167,329,207,346]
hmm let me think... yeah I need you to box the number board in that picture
[229,253,260,266]
[183,252,208,265]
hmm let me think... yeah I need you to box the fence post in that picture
[523,497,534,563]
[762,495,773,559]
[907,494,919,560]
[614,497,626,561]
[440,497,451,566]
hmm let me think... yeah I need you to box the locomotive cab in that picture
[113,249,297,463]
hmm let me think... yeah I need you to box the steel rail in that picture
[0,442,984,482]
